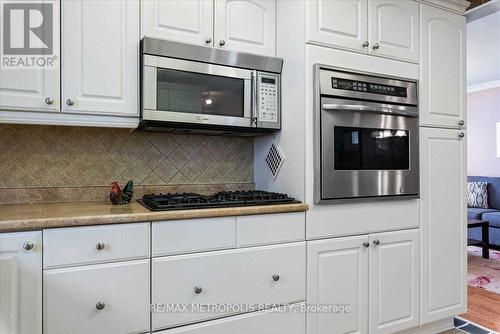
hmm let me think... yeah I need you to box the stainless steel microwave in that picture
[140,37,283,134]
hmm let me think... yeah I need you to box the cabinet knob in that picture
[23,241,34,251]
[362,41,369,48]
[458,120,465,126]
[205,37,212,44]
[96,302,105,310]
[362,241,370,248]
[219,40,226,46]
[194,286,203,294]
[372,43,380,50]
[272,274,280,282]
[96,242,106,251]
[458,132,465,138]
[45,97,54,105]
[66,98,75,106]
[373,239,381,246]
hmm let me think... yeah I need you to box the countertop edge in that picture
[0,203,309,232]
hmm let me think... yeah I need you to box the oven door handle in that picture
[322,104,418,117]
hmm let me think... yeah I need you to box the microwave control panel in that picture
[257,74,279,124]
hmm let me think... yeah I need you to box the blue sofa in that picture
[468,176,500,248]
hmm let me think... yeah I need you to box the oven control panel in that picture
[331,77,408,97]
[257,74,280,125]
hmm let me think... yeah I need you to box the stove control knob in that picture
[194,286,203,294]
[272,274,280,282]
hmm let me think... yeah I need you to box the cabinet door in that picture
[62,0,139,116]
[157,303,305,334]
[214,0,276,56]
[307,235,369,334]
[368,0,419,62]
[141,0,213,46]
[0,231,42,334]
[369,229,419,334]
[306,0,368,53]
[419,4,466,129]
[0,0,60,112]
[44,260,150,334]
[420,127,467,324]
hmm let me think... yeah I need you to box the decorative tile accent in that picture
[0,125,254,190]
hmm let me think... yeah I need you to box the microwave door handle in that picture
[251,70,258,127]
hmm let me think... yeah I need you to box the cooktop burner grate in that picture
[138,190,299,211]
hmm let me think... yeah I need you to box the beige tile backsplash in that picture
[0,124,254,190]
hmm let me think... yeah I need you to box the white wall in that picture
[467,87,500,176]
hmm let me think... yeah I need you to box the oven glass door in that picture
[143,56,253,127]
[320,98,419,201]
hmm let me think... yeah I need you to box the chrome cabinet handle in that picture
[96,302,105,310]
[372,43,380,50]
[458,120,465,126]
[219,40,225,46]
[362,241,370,248]
[194,286,203,294]
[66,99,75,106]
[373,239,381,246]
[205,37,212,44]
[45,97,54,105]
[23,241,34,250]
[362,41,369,48]
[459,132,465,138]
[272,274,280,282]
[96,242,106,251]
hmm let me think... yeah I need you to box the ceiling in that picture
[466,9,500,87]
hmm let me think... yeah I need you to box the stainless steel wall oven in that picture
[314,66,419,203]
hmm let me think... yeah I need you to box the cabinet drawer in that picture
[44,259,150,334]
[152,217,236,257]
[157,303,305,334]
[43,223,150,269]
[237,212,305,247]
[152,242,306,330]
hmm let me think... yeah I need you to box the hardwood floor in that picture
[461,286,500,332]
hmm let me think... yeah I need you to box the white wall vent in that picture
[265,142,285,180]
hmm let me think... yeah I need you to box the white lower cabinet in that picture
[156,303,305,334]
[0,231,42,334]
[44,259,150,334]
[420,127,467,324]
[152,242,306,330]
[369,230,419,334]
[307,229,419,334]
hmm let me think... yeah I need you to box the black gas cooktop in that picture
[138,190,299,211]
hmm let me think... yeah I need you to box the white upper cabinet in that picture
[307,0,419,63]
[0,231,42,334]
[141,0,214,46]
[62,0,139,116]
[420,127,467,324]
[307,235,369,334]
[369,229,420,334]
[214,0,276,56]
[368,0,419,62]
[306,0,368,53]
[420,4,466,129]
[0,0,60,112]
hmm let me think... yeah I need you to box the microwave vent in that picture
[265,142,285,180]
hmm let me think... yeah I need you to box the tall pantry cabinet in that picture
[419,1,468,325]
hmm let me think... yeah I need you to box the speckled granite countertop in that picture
[0,201,309,232]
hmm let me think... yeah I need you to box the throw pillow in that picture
[467,182,489,208]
